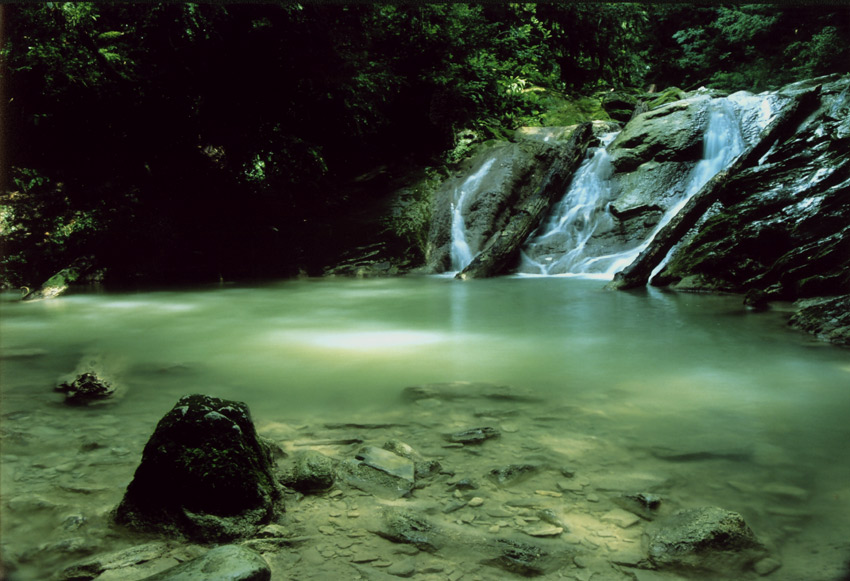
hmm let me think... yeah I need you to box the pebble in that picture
[468,497,484,507]
[318,525,335,535]
[535,490,562,497]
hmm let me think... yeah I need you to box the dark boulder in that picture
[56,372,115,405]
[114,395,282,542]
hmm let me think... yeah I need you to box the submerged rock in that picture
[402,381,540,403]
[481,537,568,577]
[383,439,442,480]
[646,506,765,574]
[444,426,501,445]
[337,446,415,498]
[488,464,539,486]
[281,450,337,493]
[61,542,170,581]
[374,507,440,552]
[137,544,270,581]
[114,395,282,542]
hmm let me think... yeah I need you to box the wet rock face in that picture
[657,74,850,307]
[425,140,569,272]
[647,507,765,574]
[608,97,711,172]
[114,394,282,542]
[789,295,850,346]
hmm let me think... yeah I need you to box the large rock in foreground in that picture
[115,395,282,542]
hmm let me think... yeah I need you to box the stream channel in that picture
[1,277,849,580]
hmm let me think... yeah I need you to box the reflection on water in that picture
[1,277,849,579]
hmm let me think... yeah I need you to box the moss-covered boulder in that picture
[647,507,766,574]
[115,394,282,542]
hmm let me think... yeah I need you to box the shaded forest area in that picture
[1,3,848,288]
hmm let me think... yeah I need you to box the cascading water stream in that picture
[519,97,748,278]
[450,158,495,272]
[598,97,747,276]
[519,132,619,276]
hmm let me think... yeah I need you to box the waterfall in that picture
[519,97,748,278]
[450,158,495,272]
[519,132,619,276]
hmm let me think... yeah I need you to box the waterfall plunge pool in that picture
[1,277,849,580]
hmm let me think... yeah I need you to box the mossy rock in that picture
[115,394,282,542]
[648,87,688,110]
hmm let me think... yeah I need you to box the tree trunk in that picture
[457,123,595,279]
[607,85,822,291]
[23,256,97,301]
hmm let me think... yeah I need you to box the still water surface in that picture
[1,277,849,579]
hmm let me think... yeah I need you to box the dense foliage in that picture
[1,3,848,288]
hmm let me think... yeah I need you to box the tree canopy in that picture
[1,3,848,287]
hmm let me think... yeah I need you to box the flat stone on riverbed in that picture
[355,446,415,482]
[138,544,270,580]
[337,447,415,498]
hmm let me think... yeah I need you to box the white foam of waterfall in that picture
[519,132,619,276]
[450,158,495,272]
[520,97,748,278]
[630,97,746,277]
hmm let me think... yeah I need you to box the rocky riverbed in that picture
[2,380,849,581]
